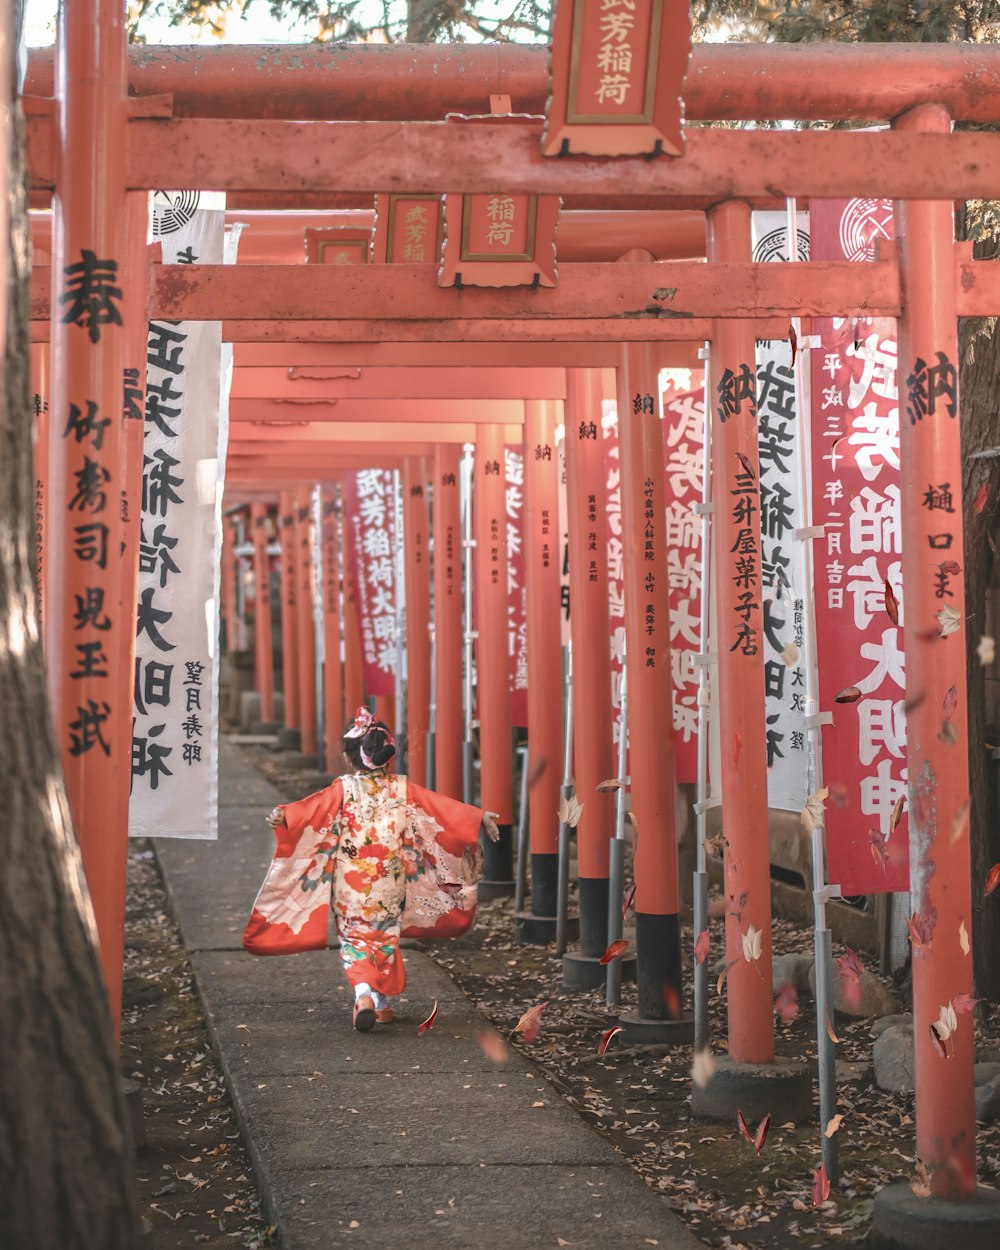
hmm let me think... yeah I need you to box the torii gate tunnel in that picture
[22,2,1000,1244]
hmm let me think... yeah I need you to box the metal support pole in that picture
[555,644,575,957]
[461,442,477,806]
[606,659,629,1007]
[427,619,437,789]
[514,744,530,914]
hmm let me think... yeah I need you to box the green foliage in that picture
[700,1,1000,43]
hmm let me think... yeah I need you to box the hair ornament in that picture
[344,706,375,740]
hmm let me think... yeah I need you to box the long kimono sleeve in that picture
[242,780,344,956]
[400,781,485,940]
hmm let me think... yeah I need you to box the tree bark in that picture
[0,100,140,1248]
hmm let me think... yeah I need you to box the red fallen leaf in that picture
[599,939,629,966]
[825,1010,842,1044]
[835,685,862,704]
[694,929,710,966]
[891,792,905,832]
[869,829,889,870]
[774,983,799,1024]
[754,1113,771,1156]
[943,684,958,719]
[622,882,637,917]
[974,483,989,514]
[596,1025,622,1057]
[829,781,849,807]
[985,863,1000,897]
[837,948,864,983]
[510,1000,549,1044]
[929,1020,950,1059]
[732,731,743,770]
[789,323,798,368]
[939,560,962,576]
[736,1109,753,1144]
[735,451,756,480]
[417,999,439,1036]
[906,912,931,948]
[884,579,900,626]
[812,1163,831,1207]
[952,992,982,1015]
[662,983,682,1020]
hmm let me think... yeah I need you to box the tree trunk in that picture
[0,98,140,1248]
[959,217,1000,1002]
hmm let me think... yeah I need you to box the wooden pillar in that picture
[375,693,396,734]
[706,201,774,1064]
[474,422,514,892]
[617,342,683,1019]
[563,369,615,963]
[523,400,564,917]
[294,484,317,756]
[320,483,344,772]
[403,457,431,782]
[278,490,300,732]
[220,515,237,652]
[433,443,464,798]
[250,503,275,725]
[47,0,128,1025]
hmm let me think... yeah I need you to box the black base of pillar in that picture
[690,1054,812,1123]
[872,1184,1000,1250]
[514,910,578,946]
[635,910,684,1019]
[530,853,559,918]
[578,876,610,957]
[274,726,301,751]
[120,1076,145,1150]
[618,1011,694,1045]
[249,720,280,736]
[479,822,514,898]
[562,950,637,991]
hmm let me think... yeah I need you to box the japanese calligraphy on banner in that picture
[130,194,232,840]
[810,197,907,893]
[505,446,528,727]
[343,469,398,698]
[545,0,691,156]
[752,211,810,813]
[661,383,704,784]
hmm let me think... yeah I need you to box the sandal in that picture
[353,995,376,1032]
[375,1007,394,1024]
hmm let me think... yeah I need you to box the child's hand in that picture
[483,812,501,843]
[266,806,286,829]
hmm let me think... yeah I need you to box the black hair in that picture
[342,716,396,772]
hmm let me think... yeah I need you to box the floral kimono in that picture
[243,771,484,995]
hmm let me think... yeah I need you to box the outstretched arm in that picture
[481,811,501,843]
[266,806,286,830]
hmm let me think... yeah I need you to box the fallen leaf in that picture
[736,1109,753,1144]
[462,844,485,885]
[703,834,728,860]
[937,604,961,637]
[960,918,971,956]
[906,912,931,949]
[812,1163,831,1207]
[910,1161,932,1198]
[837,947,864,983]
[869,827,889,870]
[716,958,738,996]
[694,929,710,966]
[978,636,996,666]
[938,719,958,746]
[884,580,900,626]
[511,1000,549,1044]
[943,684,958,718]
[781,641,800,667]
[929,1020,950,1058]
[952,992,981,1015]
[476,1029,510,1065]
[596,778,624,794]
[800,787,829,834]
[834,685,862,704]
[599,939,629,966]
[825,1011,842,1043]
[789,322,798,368]
[732,731,743,770]
[621,882,636,917]
[735,451,756,480]
[891,792,905,832]
[558,794,584,828]
[691,1048,716,1089]
[774,983,799,1023]
[417,1000,439,1036]
[939,559,962,576]
[596,1026,622,1057]
[985,863,1000,897]
[754,1114,771,1156]
[974,483,989,514]
[824,1114,844,1138]
[626,810,639,846]
[741,924,763,963]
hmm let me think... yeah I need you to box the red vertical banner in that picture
[505,444,528,727]
[661,385,705,784]
[433,445,464,799]
[277,491,300,730]
[403,457,431,782]
[809,197,907,893]
[320,483,343,770]
[343,469,398,699]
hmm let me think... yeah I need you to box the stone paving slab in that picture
[153,739,704,1250]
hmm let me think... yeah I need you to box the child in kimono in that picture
[244,708,499,1032]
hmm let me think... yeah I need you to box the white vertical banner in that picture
[751,210,811,813]
[130,193,232,839]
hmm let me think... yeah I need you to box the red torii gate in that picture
[28,6,1000,1244]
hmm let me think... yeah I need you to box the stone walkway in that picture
[154,738,704,1250]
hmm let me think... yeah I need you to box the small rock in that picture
[975,1074,1000,1123]
[809,963,900,1019]
[870,1013,913,1039]
[773,954,813,996]
[873,1024,914,1094]
[975,1062,1000,1087]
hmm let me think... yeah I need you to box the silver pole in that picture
[514,743,530,913]
[555,643,575,957]
[787,197,840,1186]
[311,484,324,763]
[692,343,714,1053]
[461,444,477,805]
[606,654,629,1007]
[427,619,437,789]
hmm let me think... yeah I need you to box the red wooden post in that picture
[375,693,396,734]
[46,0,129,1027]
[474,422,515,894]
[319,483,344,770]
[562,369,616,985]
[278,490,300,736]
[520,399,564,932]
[250,503,275,726]
[403,457,431,782]
[294,484,318,757]
[433,443,464,798]
[616,341,686,1031]
[220,515,237,652]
